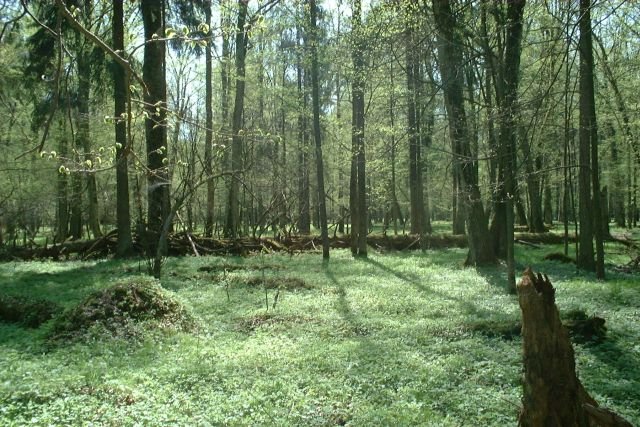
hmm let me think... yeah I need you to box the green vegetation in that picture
[1,244,638,426]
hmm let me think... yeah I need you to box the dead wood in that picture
[517,268,632,427]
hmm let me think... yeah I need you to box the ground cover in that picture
[0,242,638,426]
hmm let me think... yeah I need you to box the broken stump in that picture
[517,268,632,427]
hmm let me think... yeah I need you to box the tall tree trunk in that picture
[203,0,215,237]
[309,0,329,259]
[141,0,169,245]
[576,0,595,272]
[225,0,248,238]
[501,0,525,290]
[579,0,604,278]
[452,168,466,234]
[433,0,494,266]
[297,24,310,234]
[76,0,101,239]
[421,62,434,234]
[56,119,69,242]
[113,0,132,257]
[351,0,367,257]
[406,24,424,236]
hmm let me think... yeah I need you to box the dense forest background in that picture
[1,0,639,280]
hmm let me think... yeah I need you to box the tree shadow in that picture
[581,333,640,404]
[360,256,494,319]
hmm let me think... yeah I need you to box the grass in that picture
[0,243,639,426]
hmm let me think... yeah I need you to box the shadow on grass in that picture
[360,256,494,319]
[582,334,640,403]
[0,260,131,305]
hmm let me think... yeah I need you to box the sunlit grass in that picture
[1,243,638,425]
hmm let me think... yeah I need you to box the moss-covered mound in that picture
[49,277,196,342]
[0,294,60,328]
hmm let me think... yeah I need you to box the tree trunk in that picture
[297,23,310,234]
[203,0,214,237]
[576,0,595,273]
[141,0,169,246]
[69,167,82,240]
[580,0,604,279]
[452,168,466,234]
[309,0,329,259]
[76,0,101,239]
[224,0,248,238]
[543,185,553,225]
[517,268,631,426]
[406,24,424,236]
[56,120,69,243]
[112,0,132,257]
[433,0,494,266]
[350,0,367,257]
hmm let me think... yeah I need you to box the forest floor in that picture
[0,238,639,425]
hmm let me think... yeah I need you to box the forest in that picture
[0,0,639,425]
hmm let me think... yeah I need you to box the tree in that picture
[203,0,215,237]
[309,0,329,259]
[113,0,133,257]
[484,0,526,289]
[432,0,495,266]
[577,0,604,278]
[224,0,249,238]
[350,0,367,257]
[405,9,425,237]
[141,0,170,247]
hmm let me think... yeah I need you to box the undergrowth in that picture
[0,241,638,426]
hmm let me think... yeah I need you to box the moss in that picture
[0,294,60,328]
[48,277,196,342]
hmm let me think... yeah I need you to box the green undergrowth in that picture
[0,243,639,426]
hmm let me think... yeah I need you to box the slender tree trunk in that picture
[225,0,248,238]
[576,0,595,272]
[309,0,329,259]
[297,24,310,234]
[421,70,434,234]
[56,119,69,242]
[406,24,424,236]
[69,162,82,240]
[349,0,367,256]
[75,0,101,239]
[452,168,465,234]
[433,0,494,266]
[579,0,604,278]
[113,0,132,257]
[203,0,215,237]
[141,0,169,246]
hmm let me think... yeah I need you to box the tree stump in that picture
[517,268,633,427]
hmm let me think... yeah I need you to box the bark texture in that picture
[517,268,632,427]
[113,0,133,257]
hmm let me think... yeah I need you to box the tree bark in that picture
[517,268,631,426]
[74,0,101,239]
[576,0,596,273]
[55,119,69,243]
[224,0,249,238]
[141,0,169,246]
[112,0,133,257]
[406,22,424,236]
[309,0,329,259]
[350,0,367,257]
[297,23,310,234]
[203,0,215,237]
[433,0,494,266]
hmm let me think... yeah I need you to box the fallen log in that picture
[0,231,631,262]
[517,268,632,427]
